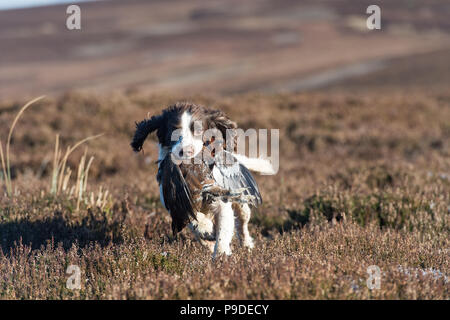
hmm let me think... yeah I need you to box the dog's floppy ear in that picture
[207,110,237,134]
[130,114,163,152]
[207,110,237,148]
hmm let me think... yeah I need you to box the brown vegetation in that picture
[0,89,448,299]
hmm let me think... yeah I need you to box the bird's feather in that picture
[158,155,196,234]
[211,151,262,206]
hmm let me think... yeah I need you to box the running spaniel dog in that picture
[131,102,274,258]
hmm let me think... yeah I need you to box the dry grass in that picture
[0,89,448,299]
[50,133,103,196]
[0,96,45,196]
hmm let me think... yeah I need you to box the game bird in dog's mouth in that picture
[131,102,275,258]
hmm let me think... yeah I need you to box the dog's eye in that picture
[190,122,202,136]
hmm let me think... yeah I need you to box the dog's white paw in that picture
[243,237,254,250]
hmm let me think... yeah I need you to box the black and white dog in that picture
[131,102,274,258]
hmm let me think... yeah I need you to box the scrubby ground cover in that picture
[0,90,448,299]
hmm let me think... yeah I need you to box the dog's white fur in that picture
[233,153,276,175]
[171,112,204,160]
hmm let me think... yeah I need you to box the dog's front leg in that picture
[213,201,234,258]
[233,203,254,249]
[188,212,215,253]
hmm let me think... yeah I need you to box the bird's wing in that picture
[158,155,196,234]
[211,151,262,206]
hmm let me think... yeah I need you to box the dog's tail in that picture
[232,154,276,175]
[130,115,162,152]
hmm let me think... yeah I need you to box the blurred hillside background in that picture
[1,0,449,100]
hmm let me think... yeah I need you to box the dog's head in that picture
[131,102,237,160]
